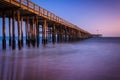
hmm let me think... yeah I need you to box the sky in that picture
[0,0,120,37]
[30,0,120,37]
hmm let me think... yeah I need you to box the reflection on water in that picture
[0,37,120,80]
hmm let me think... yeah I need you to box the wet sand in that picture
[0,37,120,80]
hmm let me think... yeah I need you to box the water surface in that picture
[0,37,120,80]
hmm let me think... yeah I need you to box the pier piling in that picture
[17,10,22,49]
[42,19,47,45]
[2,12,6,49]
[0,0,92,50]
[52,24,56,44]
[21,16,24,47]
[12,10,16,50]
[9,16,12,47]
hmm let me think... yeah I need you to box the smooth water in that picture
[0,37,120,80]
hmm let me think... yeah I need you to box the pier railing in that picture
[1,0,91,33]
[0,0,92,50]
[12,0,76,29]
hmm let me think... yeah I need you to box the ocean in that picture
[0,37,120,80]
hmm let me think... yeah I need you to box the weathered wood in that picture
[12,10,16,50]
[52,24,56,44]
[17,10,22,49]
[25,17,28,45]
[36,16,39,47]
[59,26,63,43]
[9,16,12,47]
[64,27,67,42]
[57,26,60,43]
[0,0,92,50]
[32,16,35,47]
[21,16,24,47]
[42,19,47,45]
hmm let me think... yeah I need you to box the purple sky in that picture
[0,0,120,37]
[31,0,120,37]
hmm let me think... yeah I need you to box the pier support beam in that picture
[60,27,63,42]
[32,16,36,47]
[9,17,12,47]
[52,24,56,44]
[26,17,30,47]
[21,16,24,47]
[17,10,22,49]
[57,27,60,43]
[26,17,28,45]
[2,12,6,49]
[30,23,33,46]
[69,28,72,42]
[29,17,34,47]
[72,29,75,41]
[42,19,47,45]
[58,26,62,43]
[64,27,67,42]
[72,29,74,41]
[12,11,16,50]
[48,27,52,43]
[36,16,39,47]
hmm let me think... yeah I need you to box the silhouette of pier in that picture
[0,0,92,50]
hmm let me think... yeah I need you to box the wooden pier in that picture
[0,0,92,50]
